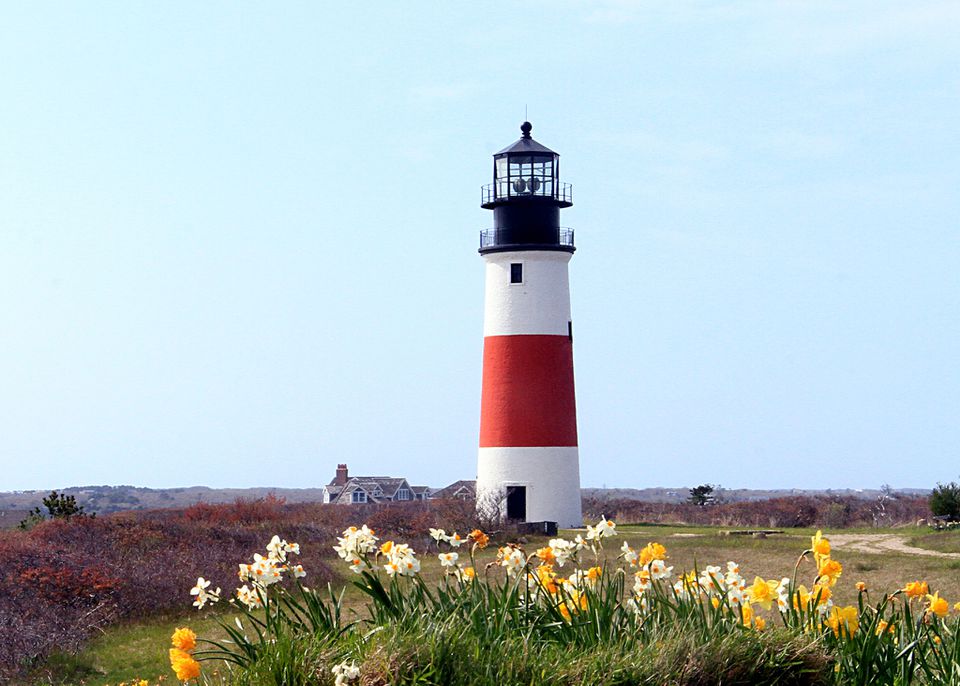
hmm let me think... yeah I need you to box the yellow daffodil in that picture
[817,558,843,586]
[586,566,602,582]
[638,542,667,566]
[748,576,779,611]
[926,592,949,618]
[811,530,831,561]
[855,581,867,592]
[827,606,859,638]
[741,602,755,627]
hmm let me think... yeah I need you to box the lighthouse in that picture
[476,121,582,528]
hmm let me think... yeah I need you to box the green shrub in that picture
[930,482,960,521]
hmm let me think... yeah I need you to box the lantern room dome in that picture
[495,121,559,156]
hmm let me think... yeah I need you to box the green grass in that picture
[225,619,832,686]
[909,530,960,554]
[28,613,237,686]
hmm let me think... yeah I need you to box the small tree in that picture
[19,490,90,529]
[929,481,960,522]
[689,484,715,508]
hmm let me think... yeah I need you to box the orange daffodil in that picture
[904,581,930,599]
[168,627,200,682]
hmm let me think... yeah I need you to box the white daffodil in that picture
[596,516,617,538]
[438,552,459,567]
[332,660,361,686]
[499,547,526,576]
[429,528,447,542]
[190,577,220,608]
[549,538,577,567]
[235,584,264,610]
[649,559,673,581]
[266,535,287,562]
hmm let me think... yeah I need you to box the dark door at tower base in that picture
[506,486,526,521]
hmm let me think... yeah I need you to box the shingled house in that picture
[322,464,430,504]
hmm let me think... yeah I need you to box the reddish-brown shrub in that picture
[0,495,489,680]
[583,494,929,529]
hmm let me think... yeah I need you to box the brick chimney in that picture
[335,463,349,486]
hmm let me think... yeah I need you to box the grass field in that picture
[30,525,960,685]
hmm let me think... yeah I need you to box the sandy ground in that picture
[665,531,960,560]
[828,533,960,559]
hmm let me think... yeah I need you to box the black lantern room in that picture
[479,122,574,254]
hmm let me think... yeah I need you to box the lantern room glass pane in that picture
[495,157,508,199]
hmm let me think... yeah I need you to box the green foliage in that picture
[18,490,91,529]
[689,483,715,507]
[930,482,960,521]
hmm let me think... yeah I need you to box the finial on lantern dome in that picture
[520,121,532,139]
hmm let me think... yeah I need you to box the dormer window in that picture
[351,491,367,504]
[397,488,411,501]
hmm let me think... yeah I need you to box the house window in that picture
[351,491,367,504]
[510,263,523,284]
[397,488,411,501]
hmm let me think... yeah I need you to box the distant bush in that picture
[929,482,960,522]
[18,490,91,529]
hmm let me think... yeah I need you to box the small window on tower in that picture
[510,263,523,284]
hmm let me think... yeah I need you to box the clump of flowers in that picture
[173,522,959,684]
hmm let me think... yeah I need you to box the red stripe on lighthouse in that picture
[479,334,578,448]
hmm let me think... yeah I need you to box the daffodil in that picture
[468,529,489,549]
[926,592,949,618]
[638,542,667,567]
[826,606,859,638]
[811,530,831,562]
[903,581,929,599]
[748,577,779,611]
[438,552,459,568]
[168,648,200,682]
[536,546,556,565]
[817,558,842,586]
[332,660,361,686]
[170,627,196,652]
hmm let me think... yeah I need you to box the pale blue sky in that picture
[1,2,957,492]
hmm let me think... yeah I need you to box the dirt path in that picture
[664,531,959,560]
[828,533,960,559]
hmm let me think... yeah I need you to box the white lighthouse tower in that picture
[476,122,582,528]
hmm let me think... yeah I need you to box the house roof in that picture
[329,476,411,504]
[432,480,476,499]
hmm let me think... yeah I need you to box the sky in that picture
[1,2,958,493]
